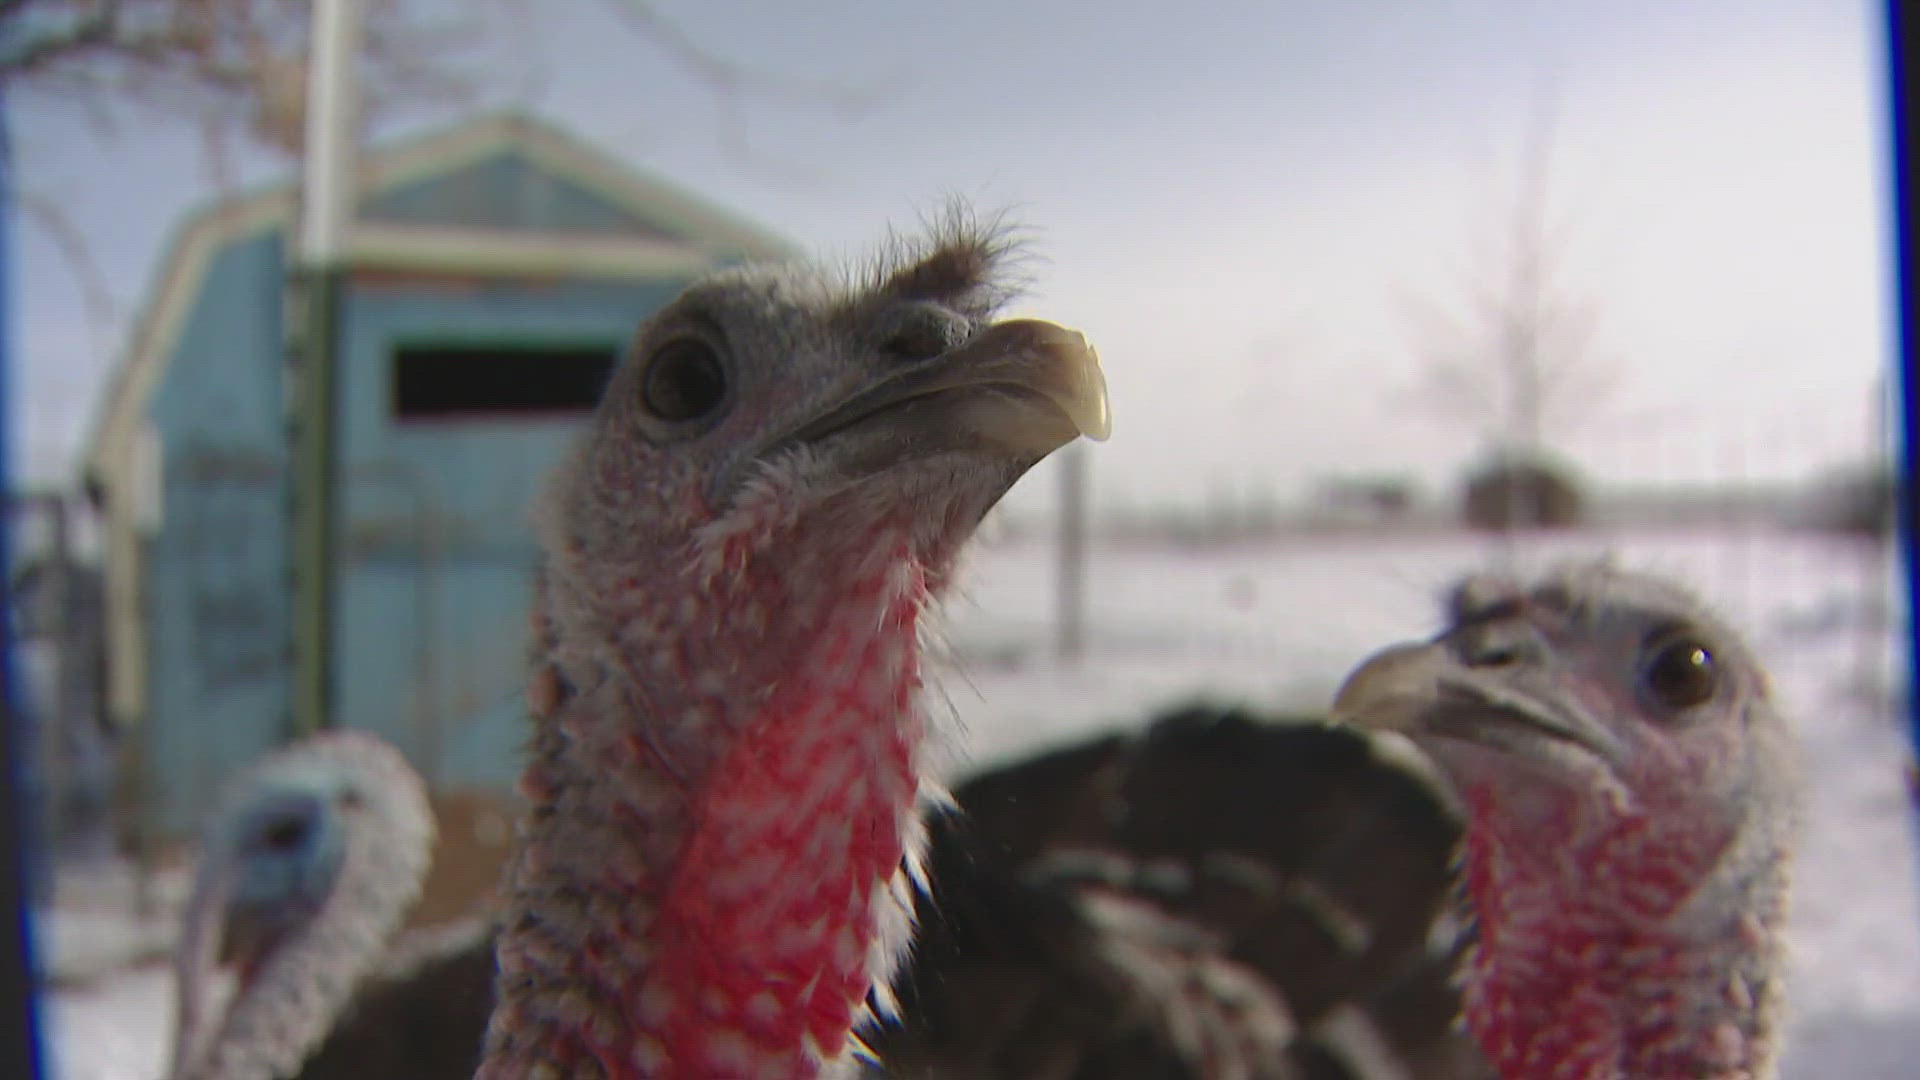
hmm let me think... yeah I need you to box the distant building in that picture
[83,114,797,834]
[1309,475,1418,523]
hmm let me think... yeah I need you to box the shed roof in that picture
[83,111,800,487]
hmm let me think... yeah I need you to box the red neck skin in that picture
[479,513,937,1080]
[1455,784,1782,1080]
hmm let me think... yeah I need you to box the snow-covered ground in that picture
[36,531,1920,1078]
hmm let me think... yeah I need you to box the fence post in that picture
[1055,445,1089,662]
[289,0,363,739]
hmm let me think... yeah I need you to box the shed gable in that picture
[361,150,679,239]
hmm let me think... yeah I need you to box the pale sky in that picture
[8,0,1894,516]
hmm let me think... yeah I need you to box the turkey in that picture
[866,702,1491,1080]
[292,920,496,1079]
[204,561,1797,1080]
[171,210,1107,1080]
[478,209,1109,1077]
[271,704,1492,1080]
[167,732,496,1080]
[1333,562,1800,1079]
[167,730,434,1080]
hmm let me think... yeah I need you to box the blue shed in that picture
[82,114,798,836]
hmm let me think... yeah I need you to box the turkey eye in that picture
[641,338,726,421]
[1641,632,1718,710]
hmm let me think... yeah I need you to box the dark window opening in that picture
[392,342,619,420]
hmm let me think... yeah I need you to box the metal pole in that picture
[0,77,50,1080]
[1055,445,1088,662]
[298,0,361,269]
[291,0,362,737]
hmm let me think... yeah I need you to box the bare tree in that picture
[2,0,498,339]
[1401,101,1617,459]
[0,0,482,152]
[1394,95,1623,540]
[3,0,881,162]
[4,0,879,347]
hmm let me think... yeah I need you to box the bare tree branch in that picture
[7,0,885,361]
[14,188,120,331]
[595,0,883,120]
[590,0,897,183]
[1399,91,1617,457]
[2,0,493,153]
[1,3,129,79]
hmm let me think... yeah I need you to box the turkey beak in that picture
[1333,640,1627,771]
[719,319,1108,504]
[1330,642,1449,733]
[168,862,238,1078]
[922,318,1112,450]
[814,318,1108,448]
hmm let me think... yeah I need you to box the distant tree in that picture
[2,0,877,161]
[1,0,488,332]
[0,0,483,151]
[1804,462,1898,536]
[1461,451,1584,530]
[1401,99,1617,468]
[4,0,874,343]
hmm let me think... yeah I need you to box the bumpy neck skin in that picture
[1456,784,1791,1080]
[480,506,936,1079]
